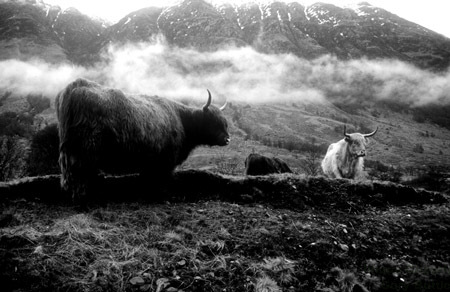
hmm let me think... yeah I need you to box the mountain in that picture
[0,0,106,65]
[0,0,65,63]
[0,0,450,179]
[301,2,450,69]
[104,7,162,44]
[1,0,450,70]
[50,7,106,64]
[158,0,246,50]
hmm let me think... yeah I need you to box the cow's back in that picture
[56,78,185,174]
[321,140,341,178]
[245,153,291,175]
[273,158,292,173]
[56,78,106,149]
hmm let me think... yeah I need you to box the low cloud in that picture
[0,59,89,98]
[0,37,449,107]
[102,41,326,104]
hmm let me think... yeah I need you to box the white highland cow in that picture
[321,125,378,180]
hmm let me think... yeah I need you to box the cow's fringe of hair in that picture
[352,157,365,181]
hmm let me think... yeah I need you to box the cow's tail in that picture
[58,140,74,193]
[55,89,69,192]
[58,121,98,202]
[58,140,91,201]
[56,82,99,201]
[57,95,82,197]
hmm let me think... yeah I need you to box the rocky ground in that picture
[1,171,449,292]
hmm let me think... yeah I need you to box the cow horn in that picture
[343,125,350,138]
[363,126,378,138]
[203,89,212,110]
[219,101,227,111]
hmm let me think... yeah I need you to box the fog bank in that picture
[1,39,449,107]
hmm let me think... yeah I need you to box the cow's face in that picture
[343,125,378,158]
[345,134,368,158]
[203,105,230,146]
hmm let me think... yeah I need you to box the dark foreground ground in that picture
[1,171,449,292]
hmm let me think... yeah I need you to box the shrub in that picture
[215,154,241,175]
[0,91,12,106]
[357,123,374,135]
[333,101,363,115]
[405,166,449,193]
[365,257,450,292]
[413,104,450,130]
[0,135,28,181]
[300,150,322,176]
[27,124,60,176]
[277,138,328,154]
[366,160,402,183]
[376,169,403,183]
[365,160,389,173]
[413,143,424,154]
[371,109,381,118]
[0,112,34,138]
[284,139,298,152]
[26,94,51,115]
[376,99,408,113]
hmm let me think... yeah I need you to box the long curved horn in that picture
[363,126,378,138]
[343,125,350,138]
[219,101,227,111]
[203,89,212,110]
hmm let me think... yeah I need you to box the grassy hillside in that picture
[1,92,450,189]
[182,100,450,180]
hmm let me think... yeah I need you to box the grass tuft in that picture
[255,276,282,292]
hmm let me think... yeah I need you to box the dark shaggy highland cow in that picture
[56,78,230,201]
[244,153,292,176]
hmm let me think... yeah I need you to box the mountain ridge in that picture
[1,0,450,70]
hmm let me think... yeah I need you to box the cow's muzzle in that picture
[217,135,230,146]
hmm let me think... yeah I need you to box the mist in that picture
[0,59,89,98]
[1,38,449,107]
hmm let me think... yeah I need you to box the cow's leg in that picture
[331,164,343,179]
[333,170,343,179]
[139,163,174,200]
[60,151,98,207]
[59,133,101,208]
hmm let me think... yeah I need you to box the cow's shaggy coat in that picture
[56,78,229,201]
[245,153,292,176]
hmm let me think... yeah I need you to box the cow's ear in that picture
[344,137,351,143]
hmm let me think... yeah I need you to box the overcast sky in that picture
[44,0,450,38]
